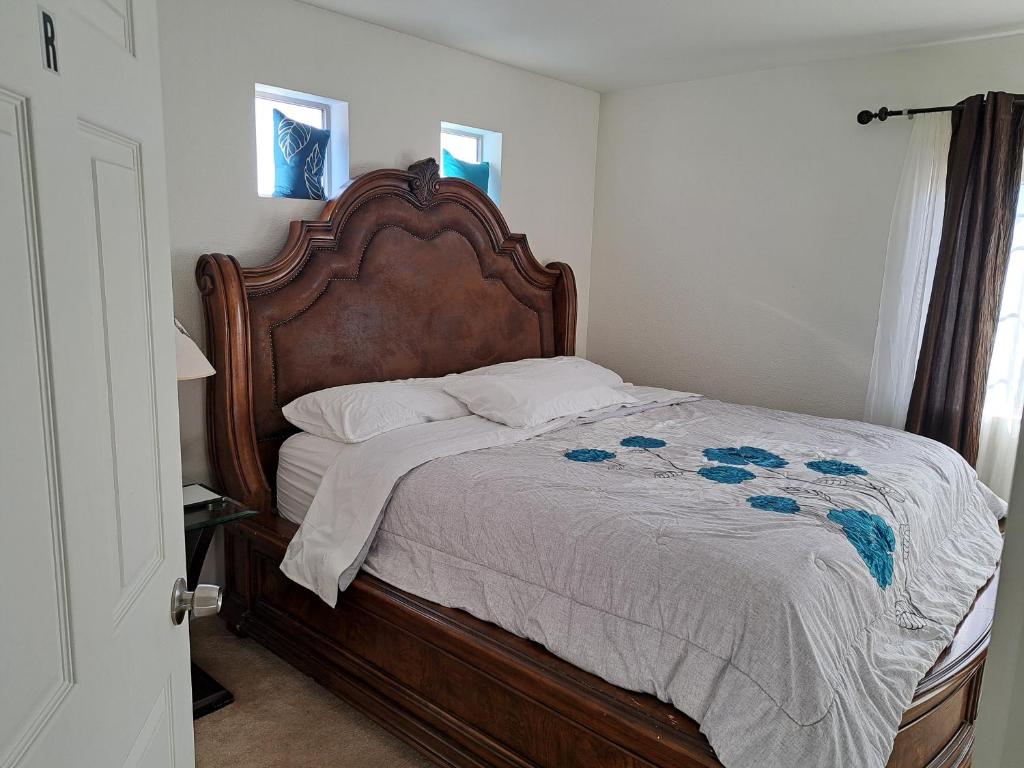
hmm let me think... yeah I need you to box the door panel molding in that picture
[0,86,74,768]
[78,119,165,625]
[73,0,136,56]
[120,679,175,768]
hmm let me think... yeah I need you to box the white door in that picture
[1,1,195,766]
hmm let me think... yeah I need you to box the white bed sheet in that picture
[276,432,346,524]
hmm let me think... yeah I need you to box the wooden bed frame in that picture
[197,159,994,768]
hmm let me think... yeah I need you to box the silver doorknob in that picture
[170,577,222,625]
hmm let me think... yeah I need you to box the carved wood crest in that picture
[407,157,440,205]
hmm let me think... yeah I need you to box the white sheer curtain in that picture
[864,114,952,428]
[977,184,1024,500]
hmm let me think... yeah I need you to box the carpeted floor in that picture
[191,618,434,767]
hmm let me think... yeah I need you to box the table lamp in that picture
[175,318,215,381]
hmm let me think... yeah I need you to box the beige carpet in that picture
[191,618,434,767]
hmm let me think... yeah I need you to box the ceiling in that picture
[300,0,1024,92]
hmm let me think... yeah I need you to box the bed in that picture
[198,158,1000,767]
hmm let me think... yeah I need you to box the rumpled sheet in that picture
[283,392,1003,767]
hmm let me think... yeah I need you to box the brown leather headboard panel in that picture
[197,160,576,511]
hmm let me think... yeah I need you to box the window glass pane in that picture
[440,131,481,164]
[982,184,1024,419]
[255,96,328,197]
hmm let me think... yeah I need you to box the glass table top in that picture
[183,485,258,532]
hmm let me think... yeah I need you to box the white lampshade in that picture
[175,318,215,381]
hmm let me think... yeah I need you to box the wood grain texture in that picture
[198,159,574,509]
[200,160,992,767]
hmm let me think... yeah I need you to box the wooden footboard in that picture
[220,513,994,768]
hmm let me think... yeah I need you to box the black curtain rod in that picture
[857,100,1024,125]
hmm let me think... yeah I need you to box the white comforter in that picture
[281,390,1003,767]
[281,386,693,599]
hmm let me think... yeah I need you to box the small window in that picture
[440,127,482,164]
[255,84,349,199]
[440,121,502,205]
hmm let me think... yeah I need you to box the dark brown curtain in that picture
[905,92,1024,464]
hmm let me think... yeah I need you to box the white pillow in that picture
[443,368,635,428]
[283,378,470,443]
[462,356,624,387]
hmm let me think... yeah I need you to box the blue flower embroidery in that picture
[740,447,789,468]
[620,436,667,449]
[827,508,895,589]
[564,448,616,463]
[703,446,788,469]
[703,447,748,465]
[698,466,756,484]
[747,495,800,514]
[807,459,868,477]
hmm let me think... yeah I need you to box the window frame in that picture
[255,84,349,200]
[256,90,330,127]
[440,126,483,164]
[439,121,502,205]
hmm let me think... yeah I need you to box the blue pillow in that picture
[442,148,489,194]
[273,109,330,200]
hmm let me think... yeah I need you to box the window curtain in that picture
[864,114,951,428]
[905,92,1024,465]
[976,186,1024,499]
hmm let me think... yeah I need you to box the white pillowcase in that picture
[283,378,470,443]
[461,356,624,387]
[443,368,635,428]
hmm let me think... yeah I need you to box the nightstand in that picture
[184,484,257,719]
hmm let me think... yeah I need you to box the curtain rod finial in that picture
[857,110,875,125]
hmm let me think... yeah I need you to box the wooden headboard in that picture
[196,159,577,512]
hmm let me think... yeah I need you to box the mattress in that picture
[276,432,344,524]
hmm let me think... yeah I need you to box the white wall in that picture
[159,0,600,484]
[589,34,1024,419]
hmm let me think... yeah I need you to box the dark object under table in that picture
[184,486,257,719]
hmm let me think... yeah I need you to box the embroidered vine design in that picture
[563,436,930,630]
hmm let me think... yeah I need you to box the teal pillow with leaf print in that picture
[442,148,489,193]
[273,109,330,200]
